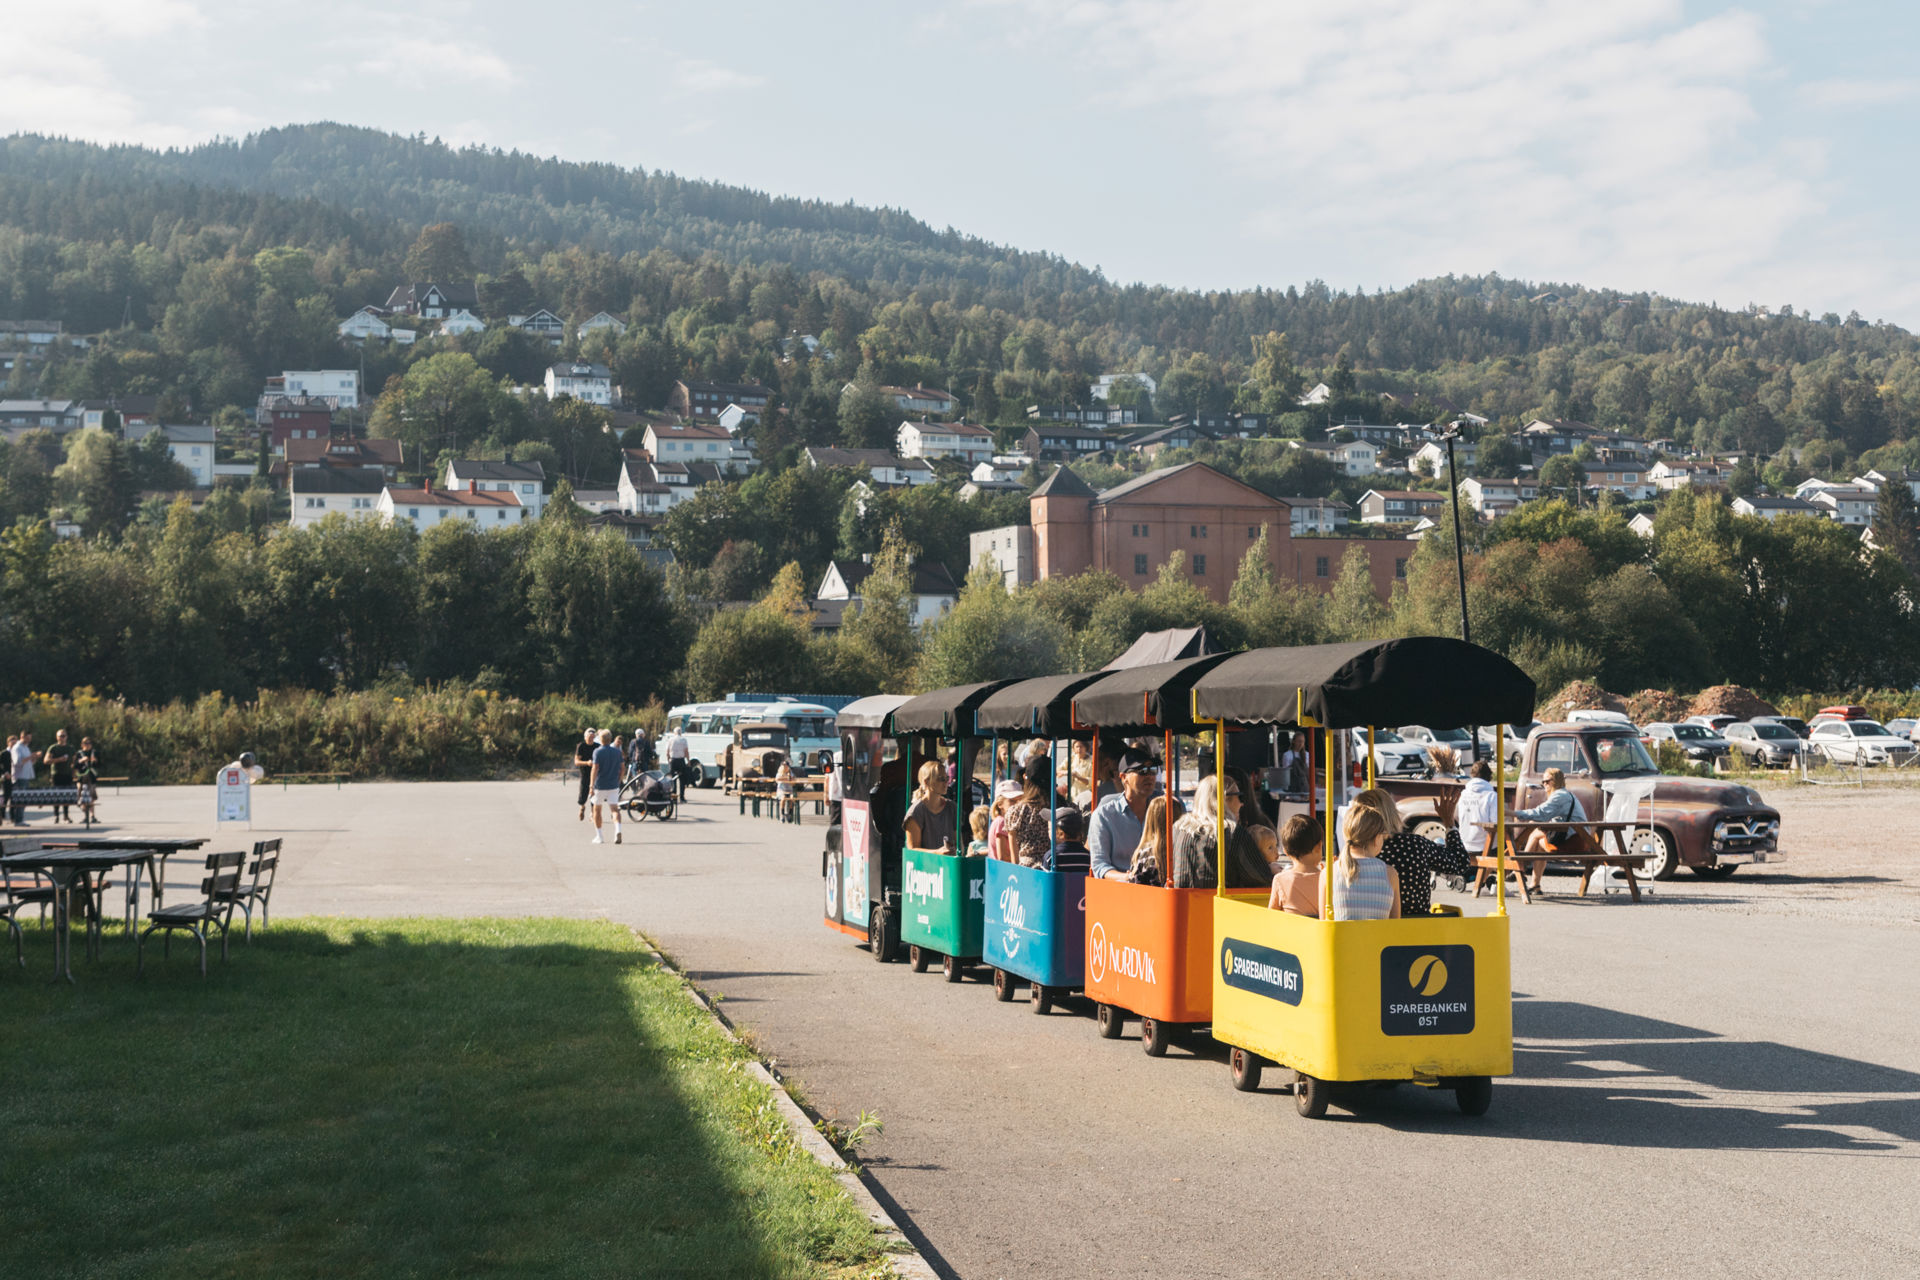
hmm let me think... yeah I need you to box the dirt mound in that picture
[1688,685,1778,720]
[1625,689,1690,724]
[1542,680,1626,717]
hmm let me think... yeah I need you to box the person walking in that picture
[588,730,626,845]
[664,723,692,797]
[74,736,101,825]
[11,730,35,825]
[573,728,597,821]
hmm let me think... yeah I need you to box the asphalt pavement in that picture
[62,778,1920,1280]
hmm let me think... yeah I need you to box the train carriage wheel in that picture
[1229,1047,1264,1092]
[1140,1016,1171,1057]
[992,967,1017,1001]
[1295,1072,1330,1118]
[1096,1002,1125,1039]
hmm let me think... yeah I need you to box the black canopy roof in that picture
[974,671,1111,738]
[835,693,914,732]
[1189,638,1535,729]
[891,680,1015,737]
[1070,653,1235,734]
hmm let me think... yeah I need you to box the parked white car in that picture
[1397,725,1476,758]
[1477,722,1539,766]
[1348,728,1430,777]
[1807,719,1918,767]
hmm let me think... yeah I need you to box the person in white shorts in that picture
[589,729,626,844]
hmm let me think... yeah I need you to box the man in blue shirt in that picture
[1089,752,1160,880]
[589,729,627,845]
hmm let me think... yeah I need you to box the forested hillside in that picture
[5,123,1920,476]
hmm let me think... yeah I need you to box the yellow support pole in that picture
[1366,726,1376,789]
[1494,723,1508,917]
[1214,720,1228,900]
[1322,729,1336,918]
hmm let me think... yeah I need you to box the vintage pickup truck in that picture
[1382,721,1782,879]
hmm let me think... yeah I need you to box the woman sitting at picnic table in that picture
[903,760,956,853]
[1510,767,1589,893]
[1350,787,1474,917]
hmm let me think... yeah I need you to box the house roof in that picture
[447,459,546,484]
[1093,461,1282,509]
[548,362,611,379]
[903,419,992,437]
[386,281,478,309]
[1361,489,1444,502]
[290,468,387,496]
[384,486,522,508]
[1740,496,1819,511]
[1522,417,1599,436]
[828,558,960,599]
[804,446,933,472]
[287,437,403,468]
[881,384,955,401]
[1128,424,1215,448]
[649,419,733,441]
[682,379,773,399]
[1030,465,1095,499]
[1026,422,1110,440]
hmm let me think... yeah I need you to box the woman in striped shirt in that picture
[1331,805,1401,921]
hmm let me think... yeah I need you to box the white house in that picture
[1459,476,1539,519]
[577,312,628,340]
[1298,382,1333,406]
[1857,468,1920,502]
[1651,460,1729,491]
[803,446,935,486]
[1584,464,1656,501]
[872,384,957,416]
[438,309,487,337]
[1629,513,1658,539]
[968,525,1034,590]
[972,459,1023,484]
[815,557,959,629]
[337,308,392,343]
[717,402,758,433]
[618,450,721,515]
[1090,372,1157,401]
[1288,497,1349,535]
[1732,495,1821,522]
[1410,438,1477,477]
[897,419,994,463]
[289,466,385,528]
[1288,438,1379,477]
[444,459,547,519]
[1808,485,1878,526]
[282,370,361,409]
[544,362,614,406]
[509,310,567,345]
[133,422,216,487]
[385,282,478,318]
[378,482,527,530]
[644,419,755,473]
[1793,477,1844,501]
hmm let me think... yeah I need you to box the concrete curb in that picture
[636,933,939,1280]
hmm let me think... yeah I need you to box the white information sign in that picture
[216,765,253,827]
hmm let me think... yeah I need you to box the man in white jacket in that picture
[1455,759,1500,857]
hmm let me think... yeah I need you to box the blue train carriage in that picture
[971,670,1115,1012]
[1190,638,1536,1119]
[823,694,915,959]
[888,681,1012,981]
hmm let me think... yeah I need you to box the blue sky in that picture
[6,1,1919,325]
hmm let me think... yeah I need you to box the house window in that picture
[1193,554,1206,576]
[1134,554,1149,576]
[1248,526,1257,539]
[409,508,420,519]
[1395,558,1407,579]
[1316,556,1330,578]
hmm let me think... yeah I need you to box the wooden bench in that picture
[276,772,349,791]
[1474,820,1649,904]
[736,778,827,822]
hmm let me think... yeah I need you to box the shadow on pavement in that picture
[1346,998,1920,1152]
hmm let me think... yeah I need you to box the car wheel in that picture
[1627,826,1679,880]
[1411,819,1448,843]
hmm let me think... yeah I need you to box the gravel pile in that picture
[1688,685,1779,720]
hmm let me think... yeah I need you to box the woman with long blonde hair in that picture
[1126,795,1183,886]
[903,758,955,852]
[1169,775,1271,889]
[1349,785,1471,917]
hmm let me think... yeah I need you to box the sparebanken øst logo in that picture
[1380,944,1474,1036]
[1218,937,1303,1005]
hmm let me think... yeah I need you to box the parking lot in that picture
[43,776,1920,1279]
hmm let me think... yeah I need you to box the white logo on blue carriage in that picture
[998,885,1027,930]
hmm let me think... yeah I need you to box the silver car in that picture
[1723,720,1803,767]
[1643,721,1731,763]
[1808,719,1918,767]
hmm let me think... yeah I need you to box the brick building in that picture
[1027,462,1414,603]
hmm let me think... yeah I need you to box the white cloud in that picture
[973,0,1913,316]
[668,60,767,94]
[357,36,516,88]
[0,0,211,144]
[1799,77,1920,109]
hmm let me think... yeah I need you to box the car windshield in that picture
[1371,730,1406,744]
[1753,724,1794,740]
[1593,734,1658,774]
[1853,723,1894,737]
[1672,724,1711,740]
[743,731,784,746]
[1431,728,1472,744]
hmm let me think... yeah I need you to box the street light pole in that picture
[1442,420,1478,762]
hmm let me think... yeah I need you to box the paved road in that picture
[64,779,1920,1279]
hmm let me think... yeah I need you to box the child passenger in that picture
[1051,808,1091,874]
[1267,814,1324,918]
[966,806,991,856]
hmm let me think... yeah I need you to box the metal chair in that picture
[219,839,281,941]
[138,851,245,977]
[0,871,32,968]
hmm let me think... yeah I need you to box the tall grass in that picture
[3,685,667,783]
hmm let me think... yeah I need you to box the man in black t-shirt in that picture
[43,729,75,823]
[573,729,597,820]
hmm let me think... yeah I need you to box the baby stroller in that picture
[622,767,678,822]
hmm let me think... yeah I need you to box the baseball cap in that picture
[1116,751,1156,776]
[995,779,1023,801]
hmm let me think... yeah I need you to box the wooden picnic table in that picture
[735,777,827,822]
[1473,820,1649,904]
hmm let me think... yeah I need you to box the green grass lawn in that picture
[0,917,891,1279]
